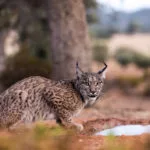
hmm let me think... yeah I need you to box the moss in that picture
[134,53,150,69]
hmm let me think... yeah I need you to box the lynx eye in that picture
[96,82,99,86]
[99,81,103,84]
[87,82,90,85]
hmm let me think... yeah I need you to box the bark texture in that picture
[0,31,6,72]
[47,0,92,80]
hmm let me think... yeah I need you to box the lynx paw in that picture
[74,123,84,131]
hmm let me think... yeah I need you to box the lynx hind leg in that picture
[0,110,22,130]
[0,90,28,129]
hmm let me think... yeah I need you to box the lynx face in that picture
[75,62,107,106]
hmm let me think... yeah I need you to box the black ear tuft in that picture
[98,62,107,79]
[98,62,107,74]
[76,62,83,79]
[76,61,79,68]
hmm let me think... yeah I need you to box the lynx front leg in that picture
[56,116,84,131]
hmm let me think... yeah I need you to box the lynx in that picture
[0,62,107,131]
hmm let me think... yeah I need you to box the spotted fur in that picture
[0,63,107,130]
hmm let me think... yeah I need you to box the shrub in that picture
[93,43,108,62]
[0,49,51,89]
[116,76,143,88]
[134,53,150,69]
[114,47,135,66]
[126,20,140,34]
[115,47,150,68]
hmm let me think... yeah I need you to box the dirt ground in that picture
[74,60,150,150]
[0,61,150,150]
[75,88,150,149]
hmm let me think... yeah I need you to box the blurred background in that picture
[0,0,150,120]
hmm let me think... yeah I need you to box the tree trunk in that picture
[0,31,7,92]
[0,31,6,72]
[47,0,92,80]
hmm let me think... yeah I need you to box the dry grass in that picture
[92,60,143,80]
[0,122,150,150]
[0,124,83,150]
[108,33,150,56]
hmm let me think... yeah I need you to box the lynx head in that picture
[75,62,107,106]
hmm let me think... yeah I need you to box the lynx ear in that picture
[100,70,107,79]
[98,62,107,79]
[76,62,84,79]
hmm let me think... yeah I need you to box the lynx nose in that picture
[89,91,97,98]
[90,91,96,96]
[90,85,97,96]
[91,91,96,94]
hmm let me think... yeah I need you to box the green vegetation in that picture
[93,43,109,62]
[126,20,141,34]
[115,69,150,96]
[114,47,136,66]
[114,47,150,68]
[0,123,149,150]
[116,75,143,88]
[0,124,149,150]
[0,124,81,150]
[0,48,51,89]
[90,28,114,38]
[83,0,98,24]
[134,53,150,69]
